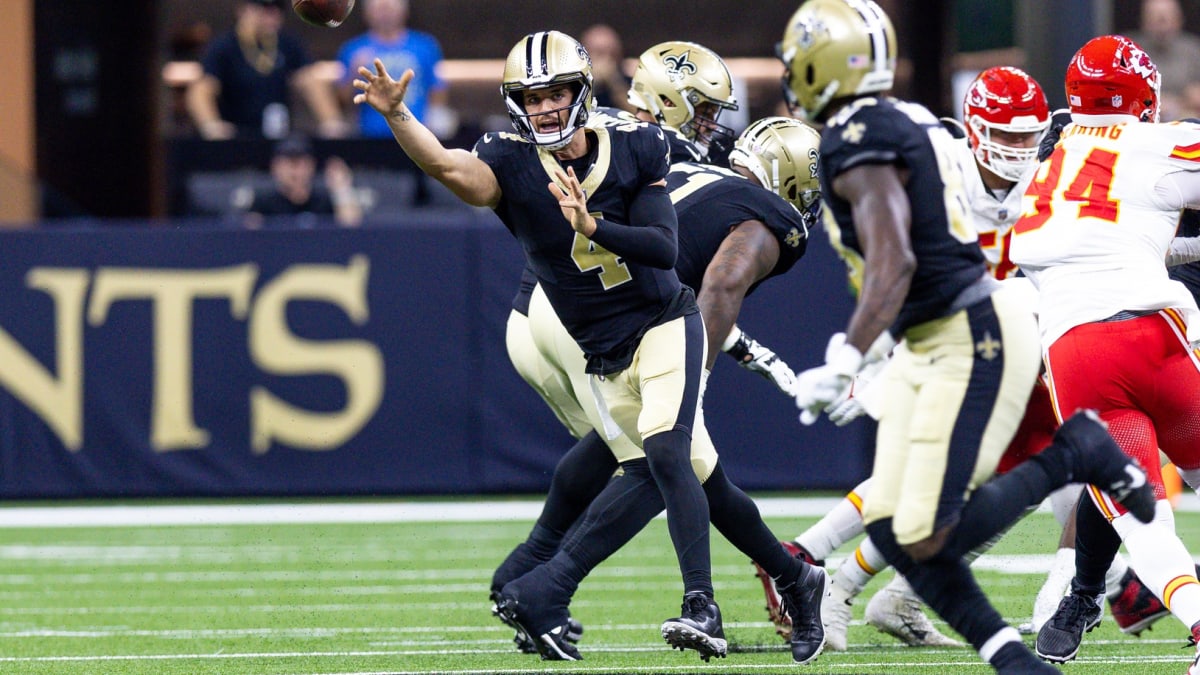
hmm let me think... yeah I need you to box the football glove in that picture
[826,357,888,426]
[1038,108,1072,162]
[793,332,863,426]
[723,326,797,394]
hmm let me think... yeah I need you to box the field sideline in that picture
[0,494,1197,674]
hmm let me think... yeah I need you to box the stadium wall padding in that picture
[0,215,871,498]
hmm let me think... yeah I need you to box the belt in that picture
[1099,309,1159,322]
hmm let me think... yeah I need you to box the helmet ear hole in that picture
[805,64,816,87]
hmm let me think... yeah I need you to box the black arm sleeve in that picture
[588,183,678,269]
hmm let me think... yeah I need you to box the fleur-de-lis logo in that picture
[663,51,698,81]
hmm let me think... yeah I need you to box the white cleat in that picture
[864,585,963,647]
[821,579,855,651]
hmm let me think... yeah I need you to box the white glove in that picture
[792,332,863,426]
[826,357,888,426]
[722,326,797,394]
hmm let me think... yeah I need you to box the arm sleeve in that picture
[588,183,678,269]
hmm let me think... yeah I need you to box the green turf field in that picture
[0,498,1196,674]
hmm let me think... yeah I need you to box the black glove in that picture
[1038,109,1073,162]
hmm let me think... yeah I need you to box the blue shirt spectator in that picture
[337,0,452,139]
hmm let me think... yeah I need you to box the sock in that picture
[1105,554,1131,598]
[1074,490,1122,594]
[542,459,666,600]
[1030,547,1074,630]
[644,429,712,596]
[865,518,1008,652]
[703,463,800,585]
[491,523,563,593]
[834,537,887,595]
[492,432,620,592]
[986,632,1045,671]
[1113,506,1200,628]
[796,478,870,560]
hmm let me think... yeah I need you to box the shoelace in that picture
[1054,595,1098,630]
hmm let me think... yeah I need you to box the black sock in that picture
[645,429,712,596]
[703,463,799,585]
[491,523,561,593]
[492,432,617,592]
[1074,493,1121,594]
[865,519,1008,652]
[554,459,664,578]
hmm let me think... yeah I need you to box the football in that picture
[291,0,355,28]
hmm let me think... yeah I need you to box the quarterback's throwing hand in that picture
[353,59,414,119]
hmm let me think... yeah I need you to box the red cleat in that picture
[1108,569,1169,636]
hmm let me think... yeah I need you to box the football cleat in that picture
[864,583,962,647]
[661,592,727,662]
[493,594,581,661]
[780,563,828,664]
[1035,591,1103,663]
[821,577,855,652]
[1108,569,1168,636]
[490,591,583,654]
[752,540,821,640]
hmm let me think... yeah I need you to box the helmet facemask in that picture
[504,79,592,151]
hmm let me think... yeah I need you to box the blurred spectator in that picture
[949,0,1025,122]
[580,24,634,112]
[237,135,362,228]
[336,0,456,139]
[186,0,348,140]
[1128,0,1200,120]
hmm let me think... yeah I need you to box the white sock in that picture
[796,478,871,560]
[1031,547,1074,631]
[1114,504,1200,629]
[1048,484,1084,528]
[834,536,888,595]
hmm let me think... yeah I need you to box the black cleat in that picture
[1053,409,1156,523]
[1035,591,1102,663]
[493,593,581,661]
[661,592,728,662]
[490,590,537,654]
[780,562,828,664]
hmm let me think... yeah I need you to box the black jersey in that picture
[1171,209,1200,303]
[819,97,987,333]
[474,122,692,371]
[667,162,808,293]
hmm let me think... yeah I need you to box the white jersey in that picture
[954,139,1033,280]
[1010,119,1200,346]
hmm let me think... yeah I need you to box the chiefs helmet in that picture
[728,116,822,222]
[963,67,1050,182]
[627,41,739,157]
[501,31,595,150]
[777,0,896,123]
[1065,35,1160,123]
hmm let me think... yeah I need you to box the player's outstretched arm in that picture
[697,219,780,369]
[354,59,500,208]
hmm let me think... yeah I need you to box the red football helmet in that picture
[1065,35,1160,122]
[963,66,1050,182]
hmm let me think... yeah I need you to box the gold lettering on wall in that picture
[0,270,88,449]
[89,265,259,450]
[249,255,383,453]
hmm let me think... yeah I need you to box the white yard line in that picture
[3,493,1195,528]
